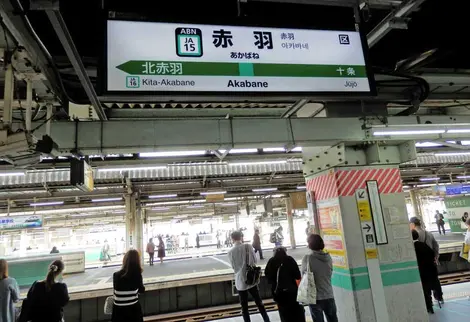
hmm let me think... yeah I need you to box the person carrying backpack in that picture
[265,247,305,322]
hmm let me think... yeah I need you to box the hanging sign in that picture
[0,215,43,230]
[106,20,373,94]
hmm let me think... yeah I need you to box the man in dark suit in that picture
[412,229,438,314]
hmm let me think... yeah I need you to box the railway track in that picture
[145,272,470,322]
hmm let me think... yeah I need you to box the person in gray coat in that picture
[0,259,20,322]
[302,234,338,322]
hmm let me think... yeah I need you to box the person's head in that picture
[52,246,57,251]
[409,217,422,230]
[464,212,469,218]
[0,259,8,279]
[273,246,287,259]
[436,210,439,214]
[308,234,325,251]
[255,229,259,234]
[45,260,65,290]
[158,236,163,242]
[121,249,143,277]
[149,238,153,243]
[231,230,243,242]
[411,229,419,241]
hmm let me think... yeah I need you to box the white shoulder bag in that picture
[297,255,317,305]
[104,296,114,315]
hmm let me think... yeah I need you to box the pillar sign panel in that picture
[366,180,389,245]
[355,188,390,322]
[106,20,374,95]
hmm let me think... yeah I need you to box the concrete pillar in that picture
[409,189,422,220]
[286,199,296,249]
[134,207,144,263]
[303,144,428,322]
[125,194,137,251]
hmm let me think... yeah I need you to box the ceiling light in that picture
[415,142,443,148]
[30,201,64,207]
[291,147,303,152]
[435,152,470,156]
[186,205,205,209]
[215,202,238,206]
[200,191,227,196]
[91,197,122,203]
[419,177,440,182]
[229,160,287,166]
[263,148,286,152]
[151,207,170,211]
[148,194,177,199]
[147,199,206,206]
[297,185,306,190]
[98,166,166,172]
[447,129,470,133]
[139,151,207,158]
[373,130,445,136]
[0,172,25,177]
[228,149,258,154]
[456,175,470,179]
[253,188,278,192]
[402,185,410,189]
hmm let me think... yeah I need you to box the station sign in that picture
[106,20,373,94]
[0,215,43,230]
[445,184,470,196]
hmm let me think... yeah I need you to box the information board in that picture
[106,20,372,93]
[0,215,43,230]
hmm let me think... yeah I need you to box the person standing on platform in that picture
[196,234,200,249]
[434,210,446,235]
[112,250,145,322]
[157,236,166,264]
[409,217,444,305]
[50,246,59,254]
[302,234,338,322]
[146,238,156,266]
[22,260,69,322]
[411,229,438,314]
[0,259,20,322]
[265,247,305,322]
[252,229,264,260]
[228,231,270,322]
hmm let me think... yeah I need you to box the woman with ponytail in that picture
[23,260,69,322]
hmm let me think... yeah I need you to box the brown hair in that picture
[45,260,65,291]
[308,234,325,251]
[0,259,8,279]
[120,249,143,277]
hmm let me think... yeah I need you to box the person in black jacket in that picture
[112,249,145,322]
[412,230,438,314]
[24,259,69,322]
[252,229,264,260]
[265,247,305,322]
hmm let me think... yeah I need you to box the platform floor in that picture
[214,282,470,322]
[29,232,463,294]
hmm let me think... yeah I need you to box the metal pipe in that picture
[2,63,14,127]
[25,78,33,131]
[46,103,52,136]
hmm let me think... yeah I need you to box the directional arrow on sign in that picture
[358,190,365,199]
[362,223,371,233]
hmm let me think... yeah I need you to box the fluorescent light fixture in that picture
[0,172,25,177]
[30,201,64,207]
[263,148,286,152]
[253,188,278,192]
[291,147,303,152]
[151,207,170,211]
[297,185,307,190]
[139,151,207,158]
[228,148,258,154]
[91,197,122,203]
[419,177,440,182]
[148,194,177,199]
[373,130,445,136]
[435,152,470,156]
[229,160,287,166]
[462,141,470,146]
[415,142,443,148]
[186,205,205,209]
[147,199,206,206]
[402,185,410,189]
[200,191,227,196]
[215,202,238,206]
[456,175,470,179]
[447,129,470,133]
[98,166,166,172]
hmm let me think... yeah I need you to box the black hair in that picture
[409,217,422,226]
[308,234,325,251]
[411,229,419,241]
[273,247,287,259]
[231,230,242,241]
[45,260,64,291]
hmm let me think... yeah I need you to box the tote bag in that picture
[104,296,114,315]
[297,256,317,305]
[244,244,261,286]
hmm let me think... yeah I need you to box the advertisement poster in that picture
[317,200,347,268]
[0,215,43,230]
[444,196,470,232]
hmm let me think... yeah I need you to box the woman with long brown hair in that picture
[23,259,69,322]
[0,259,20,322]
[112,249,145,322]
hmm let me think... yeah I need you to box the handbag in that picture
[460,242,470,261]
[244,244,261,286]
[297,255,317,305]
[104,296,114,315]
